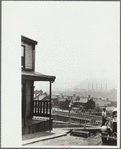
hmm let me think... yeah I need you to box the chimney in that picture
[88,84,89,92]
[92,84,93,90]
[88,95,91,101]
[106,84,107,91]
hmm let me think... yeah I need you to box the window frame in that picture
[21,45,25,70]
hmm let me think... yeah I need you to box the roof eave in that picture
[21,36,38,45]
[22,75,56,82]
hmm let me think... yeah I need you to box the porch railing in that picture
[33,100,51,117]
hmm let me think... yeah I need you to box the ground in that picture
[26,132,102,147]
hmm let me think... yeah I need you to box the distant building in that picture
[58,98,69,110]
[84,98,95,110]
[50,95,59,106]
[106,106,116,112]
[95,98,111,107]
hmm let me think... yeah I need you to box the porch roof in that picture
[22,71,56,82]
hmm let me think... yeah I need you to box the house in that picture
[95,98,111,107]
[21,36,56,135]
[84,98,95,110]
[72,98,88,109]
[34,89,43,98]
[105,106,116,112]
[79,98,88,106]
[50,95,59,106]
[58,98,70,110]
[34,94,47,101]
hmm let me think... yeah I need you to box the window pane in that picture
[21,46,24,56]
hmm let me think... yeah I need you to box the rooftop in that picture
[21,36,38,45]
[22,71,56,82]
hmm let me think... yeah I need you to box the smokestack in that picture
[92,84,93,90]
[88,84,89,91]
[96,84,98,91]
[106,84,107,91]
[101,84,102,91]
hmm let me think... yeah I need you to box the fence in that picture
[52,111,102,128]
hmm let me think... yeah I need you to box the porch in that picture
[22,118,53,135]
[22,71,56,135]
[22,100,53,135]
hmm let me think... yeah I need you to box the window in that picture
[21,45,25,68]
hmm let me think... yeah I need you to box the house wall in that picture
[22,119,53,135]
[21,41,34,70]
[25,44,33,69]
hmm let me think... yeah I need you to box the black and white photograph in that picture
[1,1,120,148]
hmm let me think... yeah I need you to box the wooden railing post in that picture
[31,84,35,118]
[50,81,52,119]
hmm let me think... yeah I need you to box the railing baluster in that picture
[39,101,40,113]
[38,101,40,113]
[45,101,47,114]
[46,101,48,114]
[35,101,37,114]
[40,101,42,114]
[41,102,43,113]
[43,101,45,114]
[33,101,35,113]
[36,101,38,113]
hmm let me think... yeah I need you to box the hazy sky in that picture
[3,1,120,92]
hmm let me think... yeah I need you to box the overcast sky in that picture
[3,1,120,92]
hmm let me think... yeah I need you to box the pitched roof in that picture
[38,95,46,101]
[51,95,58,99]
[72,96,77,100]
[95,99,111,107]
[21,36,37,45]
[79,98,88,103]
[73,98,88,103]
[58,98,68,102]
[106,106,116,111]
[22,71,56,82]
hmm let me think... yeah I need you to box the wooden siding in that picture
[22,119,53,135]
[25,44,33,69]
[21,42,34,70]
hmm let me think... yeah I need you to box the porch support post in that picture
[23,80,26,127]
[31,83,35,118]
[50,81,52,119]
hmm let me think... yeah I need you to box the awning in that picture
[22,71,56,82]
